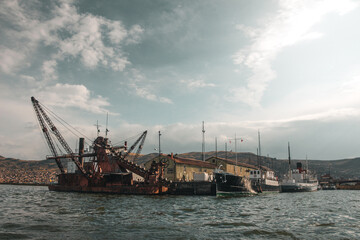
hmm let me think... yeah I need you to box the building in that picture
[205,156,258,177]
[144,153,217,182]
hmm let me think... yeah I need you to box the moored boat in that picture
[215,170,256,196]
[280,143,318,193]
[250,168,280,193]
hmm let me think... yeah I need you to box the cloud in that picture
[125,69,173,104]
[0,0,142,76]
[0,47,26,74]
[129,83,173,104]
[42,60,58,81]
[231,0,359,107]
[126,25,144,44]
[37,83,113,114]
[180,78,216,89]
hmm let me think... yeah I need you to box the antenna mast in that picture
[288,142,292,178]
[105,113,109,137]
[258,130,261,156]
[229,134,242,175]
[158,131,161,158]
[95,120,101,137]
[215,137,217,158]
[225,142,227,160]
[258,130,261,169]
[202,121,205,161]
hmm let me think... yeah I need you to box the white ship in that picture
[280,143,318,193]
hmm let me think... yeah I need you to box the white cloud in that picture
[129,83,173,104]
[0,47,26,74]
[37,83,113,114]
[42,60,58,81]
[126,25,144,44]
[231,0,359,107]
[0,0,141,76]
[124,68,173,104]
[107,21,128,44]
[180,78,216,89]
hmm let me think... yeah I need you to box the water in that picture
[0,185,359,239]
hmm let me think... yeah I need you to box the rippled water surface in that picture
[1,185,360,239]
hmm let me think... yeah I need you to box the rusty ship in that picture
[31,96,169,195]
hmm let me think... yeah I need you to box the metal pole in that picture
[235,133,237,175]
[159,131,162,178]
[215,137,217,158]
[202,121,205,161]
[258,130,261,156]
[225,142,227,160]
[158,131,161,158]
[288,142,291,178]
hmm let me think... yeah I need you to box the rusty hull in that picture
[49,173,168,195]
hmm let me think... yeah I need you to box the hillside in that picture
[137,151,360,179]
[0,156,59,184]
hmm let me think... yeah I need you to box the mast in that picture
[258,130,261,170]
[225,142,227,160]
[158,131,161,159]
[95,120,101,137]
[105,112,109,138]
[288,142,291,178]
[258,130,261,156]
[202,121,205,161]
[235,133,237,173]
[229,134,242,175]
[215,137,217,158]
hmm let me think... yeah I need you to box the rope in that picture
[112,132,143,146]
[39,102,93,144]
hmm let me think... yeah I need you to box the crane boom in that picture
[132,131,147,163]
[31,97,65,173]
[120,131,147,160]
[31,97,88,176]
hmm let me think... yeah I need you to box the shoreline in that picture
[0,182,49,186]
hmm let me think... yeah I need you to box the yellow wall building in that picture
[205,156,257,177]
[144,153,217,182]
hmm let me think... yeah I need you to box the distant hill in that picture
[1,152,359,180]
[138,151,360,179]
[0,157,59,170]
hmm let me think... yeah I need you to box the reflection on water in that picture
[0,184,360,239]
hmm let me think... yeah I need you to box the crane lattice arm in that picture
[31,97,65,173]
[31,97,88,176]
[121,131,147,160]
[113,131,149,177]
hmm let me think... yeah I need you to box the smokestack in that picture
[79,138,84,166]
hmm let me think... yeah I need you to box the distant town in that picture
[0,156,58,185]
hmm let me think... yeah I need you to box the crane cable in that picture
[112,132,143,146]
[38,102,93,145]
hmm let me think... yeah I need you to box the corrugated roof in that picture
[206,156,259,169]
[171,156,217,168]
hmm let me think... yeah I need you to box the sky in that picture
[1,0,360,161]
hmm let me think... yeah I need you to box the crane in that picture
[31,96,89,177]
[32,96,169,192]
